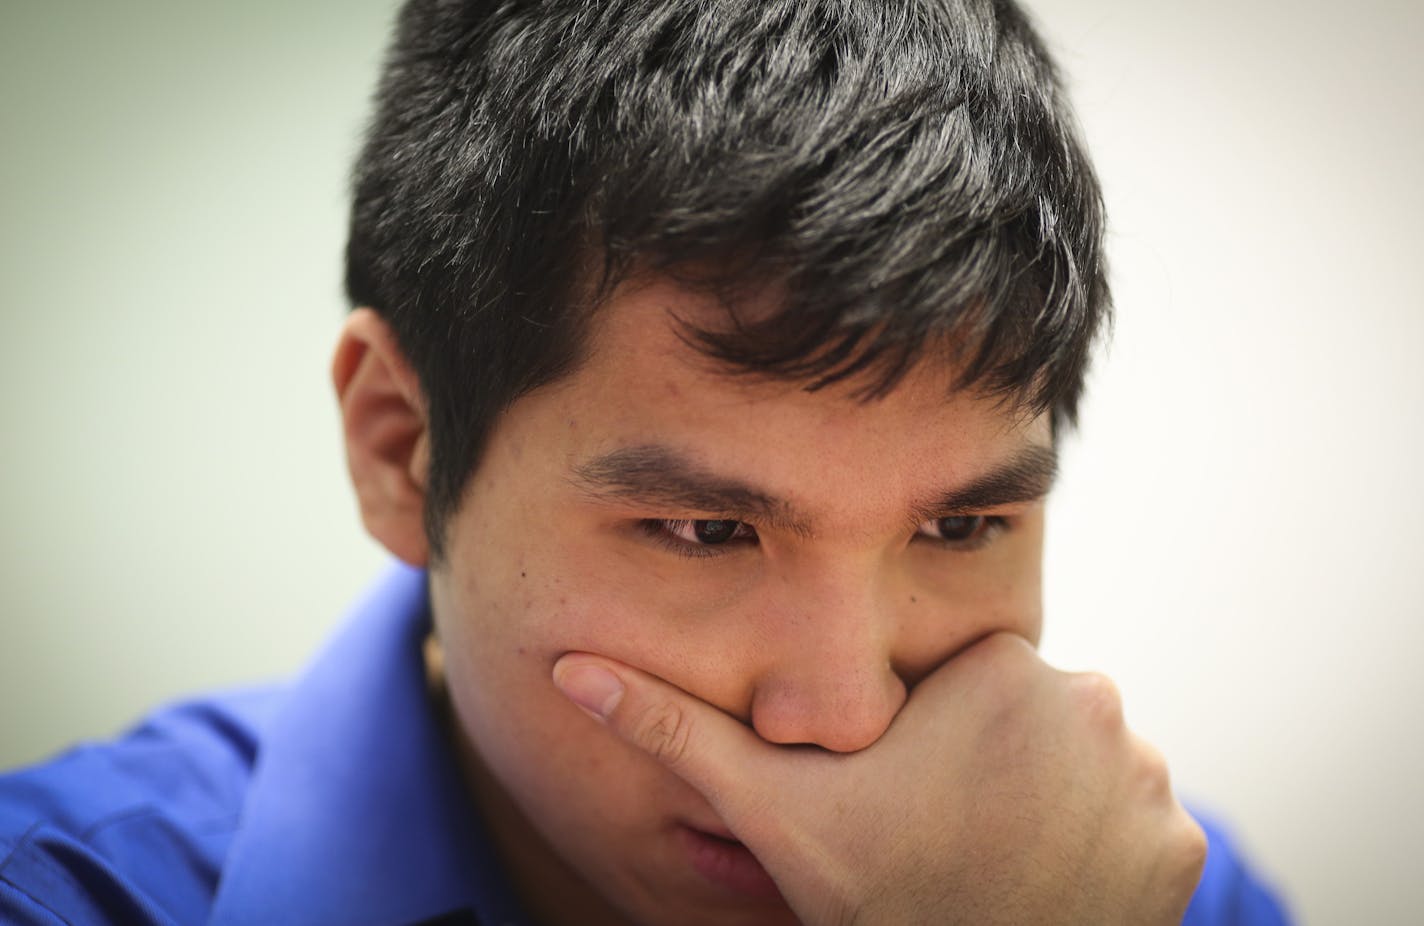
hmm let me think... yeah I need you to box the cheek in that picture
[896,520,1046,671]
[970,517,1045,645]
[464,517,739,673]
[433,518,707,750]
[431,557,692,844]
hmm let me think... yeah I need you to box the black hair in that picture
[346,0,1109,560]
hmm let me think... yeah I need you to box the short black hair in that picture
[346,0,1109,560]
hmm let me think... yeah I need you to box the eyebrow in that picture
[908,443,1058,521]
[571,442,1057,535]
[571,445,812,536]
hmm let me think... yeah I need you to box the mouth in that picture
[677,823,784,901]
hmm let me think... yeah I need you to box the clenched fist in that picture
[554,632,1206,925]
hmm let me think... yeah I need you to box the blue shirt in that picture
[0,565,1291,925]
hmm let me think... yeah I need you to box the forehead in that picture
[525,276,1050,507]
[581,274,1036,410]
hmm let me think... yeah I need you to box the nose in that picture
[747,586,908,754]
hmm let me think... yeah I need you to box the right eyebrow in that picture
[569,444,813,536]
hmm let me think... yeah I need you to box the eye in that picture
[914,515,1005,550]
[664,519,755,545]
[642,518,758,557]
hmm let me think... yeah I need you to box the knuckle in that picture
[1177,811,1209,872]
[976,630,1038,666]
[1069,670,1124,728]
[1149,811,1209,919]
[963,632,1042,694]
[632,700,695,768]
[1165,810,1210,904]
[1132,737,1173,798]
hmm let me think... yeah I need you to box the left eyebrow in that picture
[911,443,1058,519]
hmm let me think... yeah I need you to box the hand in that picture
[553,632,1206,926]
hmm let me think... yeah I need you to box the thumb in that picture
[552,653,777,824]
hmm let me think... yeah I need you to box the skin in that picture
[334,276,1203,925]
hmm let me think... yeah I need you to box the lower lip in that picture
[677,825,784,900]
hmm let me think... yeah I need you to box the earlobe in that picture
[332,308,431,567]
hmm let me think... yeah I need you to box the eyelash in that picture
[638,519,759,559]
[913,515,1009,553]
[638,516,1012,558]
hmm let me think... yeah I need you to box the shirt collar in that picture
[209,563,527,926]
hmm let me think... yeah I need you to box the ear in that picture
[332,308,431,567]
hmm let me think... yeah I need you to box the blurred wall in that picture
[3,1,1420,922]
[0,0,392,762]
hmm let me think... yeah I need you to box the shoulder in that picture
[0,686,284,925]
[1185,805,1294,926]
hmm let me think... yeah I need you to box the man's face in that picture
[428,277,1053,925]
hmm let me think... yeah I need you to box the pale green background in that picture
[3,1,1422,922]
